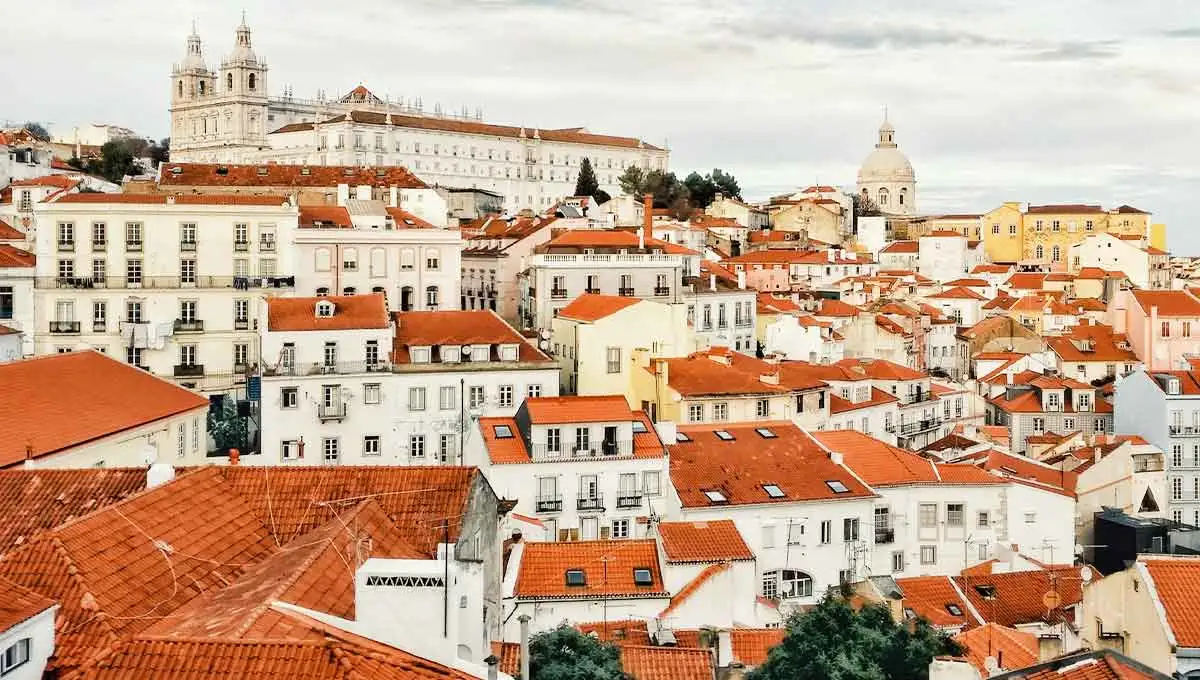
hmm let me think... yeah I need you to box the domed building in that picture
[856,115,916,216]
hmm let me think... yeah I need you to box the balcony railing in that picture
[180,241,197,252]
[550,288,569,299]
[92,241,107,252]
[36,275,296,290]
[57,241,75,252]
[264,361,391,377]
[126,241,143,252]
[618,287,635,297]
[173,319,205,333]
[234,319,250,331]
[577,494,605,512]
[173,364,205,378]
[1134,458,1165,473]
[259,240,276,252]
[318,403,348,422]
[535,496,563,513]
[616,492,643,509]
[92,321,106,333]
[234,241,249,252]
[49,320,80,334]
[1169,425,1200,437]
[898,418,943,436]
[653,286,670,296]
[875,528,896,544]
[585,287,600,294]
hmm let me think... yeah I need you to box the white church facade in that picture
[168,18,670,213]
[856,116,917,216]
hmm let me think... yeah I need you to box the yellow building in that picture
[770,198,846,244]
[905,214,982,240]
[980,202,1158,265]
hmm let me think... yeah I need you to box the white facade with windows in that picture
[30,194,298,392]
[0,251,34,357]
[1115,370,1200,525]
[0,599,55,680]
[682,286,757,353]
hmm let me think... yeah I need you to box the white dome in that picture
[857,146,915,183]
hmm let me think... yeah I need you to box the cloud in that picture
[1163,27,1200,38]
[1017,40,1121,62]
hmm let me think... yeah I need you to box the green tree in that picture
[148,137,170,166]
[527,625,626,680]
[684,168,742,209]
[23,122,50,140]
[207,397,246,455]
[749,597,961,680]
[593,189,612,205]
[573,157,599,198]
[617,165,645,196]
[95,139,138,183]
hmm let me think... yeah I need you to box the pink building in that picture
[1110,288,1200,370]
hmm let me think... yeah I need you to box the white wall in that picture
[0,606,56,680]
[22,406,209,469]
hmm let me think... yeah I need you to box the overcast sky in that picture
[3,1,1197,250]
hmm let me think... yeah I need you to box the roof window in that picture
[703,490,728,504]
[256,166,269,176]
[315,300,335,318]
[763,484,785,498]
[825,480,850,494]
[973,584,997,599]
[755,428,777,439]
[632,420,647,434]
[946,603,963,616]
[633,568,653,586]
[170,166,182,175]
[714,430,734,441]
[565,569,586,587]
[675,432,691,443]
[493,425,513,439]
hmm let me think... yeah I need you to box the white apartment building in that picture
[258,300,560,466]
[470,395,669,541]
[1069,232,1170,290]
[0,244,34,357]
[1114,370,1200,525]
[0,130,53,188]
[520,229,700,332]
[461,216,556,321]
[681,271,757,353]
[32,193,298,392]
[989,373,1113,455]
[917,231,984,282]
[167,20,669,212]
[294,204,462,311]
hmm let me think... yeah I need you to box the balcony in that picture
[585,287,600,294]
[57,240,75,252]
[898,418,943,436]
[577,494,605,512]
[234,319,250,331]
[180,240,197,252]
[173,364,205,378]
[36,275,296,290]
[875,528,896,544]
[1134,457,1165,473]
[318,403,348,422]
[1169,425,1200,437]
[92,321,106,333]
[653,286,670,296]
[173,319,205,333]
[535,496,563,513]
[550,288,569,300]
[600,439,633,456]
[616,492,643,510]
[264,361,391,377]
[234,241,249,252]
[618,287,635,297]
[49,320,81,334]
[92,241,107,252]
[126,241,143,252]
[259,240,276,252]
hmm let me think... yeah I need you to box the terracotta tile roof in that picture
[657,520,754,563]
[654,352,792,397]
[875,314,908,336]
[575,619,652,645]
[881,240,919,254]
[834,357,924,381]
[267,294,389,332]
[896,575,980,628]
[954,623,1038,674]
[0,218,23,240]
[391,310,550,363]
[829,387,899,414]
[983,294,1019,311]
[1072,297,1107,312]
[1027,204,1104,215]
[491,641,522,675]
[817,299,862,317]
[925,230,966,237]
[1046,323,1137,363]
[0,352,209,466]
[524,395,631,423]
[0,243,35,268]
[8,175,76,188]
[0,575,55,635]
[478,410,663,464]
[987,387,1110,421]
[160,162,427,189]
[620,645,715,680]
[557,293,642,322]
[1003,649,1167,680]
[541,229,698,255]
[1140,557,1200,648]
[0,468,150,556]
[1131,290,1200,317]
[383,206,436,229]
[658,562,731,619]
[670,422,874,508]
[514,539,667,599]
[51,193,291,206]
[953,567,1081,627]
[298,205,352,228]
[973,264,1013,274]
[721,629,782,666]
[725,249,872,266]
[1004,273,1046,290]
[1141,370,1200,395]
[944,278,990,287]
[815,431,1003,487]
[930,286,987,301]
[756,294,802,315]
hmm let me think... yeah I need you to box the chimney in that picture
[737,270,746,290]
[519,615,532,680]
[717,629,734,668]
[389,186,398,208]
[1037,635,1063,661]
[643,193,654,244]
[228,448,240,466]
[485,655,499,680]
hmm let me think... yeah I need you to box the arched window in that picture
[1035,245,1044,259]
[177,80,183,97]
[227,73,233,90]
[342,287,356,296]
[198,80,206,96]
[248,73,256,90]
[425,286,440,310]
[314,247,332,272]
[316,287,330,297]
[761,569,813,600]
[1051,245,1061,262]
[899,188,907,206]
[878,188,889,207]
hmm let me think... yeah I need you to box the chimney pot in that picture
[643,193,654,244]
[229,448,240,466]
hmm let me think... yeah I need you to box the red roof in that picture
[1131,290,1200,317]
[0,352,209,466]
[1046,323,1137,363]
[757,292,802,315]
[160,162,427,189]
[730,629,785,666]
[954,623,1038,674]
[557,294,642,322]
[384,207,436,229]
[478,409,664,464]
[814,431,1002,488]
[656,352,790,397]
[1005,273,1046,290]
[620,645,715,680]
[1010,650,1163,680]
[541,229,698,256]
[829,387,900,414]
[669,422,875,508]
[0,575,55,635]
[817,299,861,317]
[0,468,149,556]
[1141,557,1200,648]
[929,286,987,301]
[267,294,389,332]
[8,175,76,189]
[657,520,754,563]
[51,193,290,206]
[953,567,1081,627]
[881,241,919,254]
[574,619,651,645]
[391,310,550,363]
[0,218,21,241]
[658,562,731,619]
[834,357,924,381]
[514,540,667,599]
[524,394,634,423]
[298,205,352,228]
[973,264,1013,274]
[0,244,34,268]
[895,576,979,628]
[725,249,872,266]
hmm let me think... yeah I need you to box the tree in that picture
[95,140,137,182]
[617,166,645,196]
[573,157,599,198]
[527,625,626,680]
[23,122,50,140]
[593,189,612,205]
[749,597,962,680]
[684,168,743,209]
[207,396,246,455]
[853,192,882,218]
[148,137,170,166]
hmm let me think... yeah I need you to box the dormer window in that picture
[714,430,734,441]
[565,569,586,587]
[315,300,335,318]
[632,420,647,434]
[410,347,431,363]
[493,425,513,439]
[442,346,461,363]
[1168,378,1181,396]
[499,344,518,361]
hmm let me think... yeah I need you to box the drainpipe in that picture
[486,655,499,680]
[519,614,532,680]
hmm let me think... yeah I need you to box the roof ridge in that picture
[658,561,731,619]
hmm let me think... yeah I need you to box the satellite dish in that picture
[460,345,473,360]
[539,339,550,350]
[1080,566,1094,584]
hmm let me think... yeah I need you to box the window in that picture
[1173,445,1184,467]
[125,222,143,249]
[946,503,964,527]
[606,346,621,374]
[575,427,591,452]
[1163,321,1171,338]
[281,439,301,460]
[565,569,586,587]
[919,503,937,528]
[688,403,704,422]
[363,436,381,456]
[527,384,542,398]
[612,519,630,539]
[826,480,849,493]
[780,570,813,598]
[233,343,248,368]
[713,402,729,421]
[498,384,514,408]
[892,551,905,572]
[1173,477,1183,500]
[180,258,196,284]
[1024,511,1037,524]
[643,470,661,496]
[920,545,937,565]
[180,221,196,246]
[703,490,727,503]
[0,287,12,320]
[820,520,832,544]
[364,384,381,405]
[58,221,75,248]
[322,438,340,463]
[426,249,440,270]
[439,434,456,462]
[763,484,785,498]
[843,517,860,542]
[2,638,30,674]
[425,285,440,309]
[469,385,485,409]
[409,387,426,411]
[1032,417,1045,433]
[756,399,770,418]
[409,434,426,458]
[978,511,990,528]
[126,258,142,285]
[342,248,358,271]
